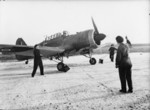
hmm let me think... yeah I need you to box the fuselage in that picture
[39,29,105,56]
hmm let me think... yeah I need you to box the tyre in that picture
[89,58,96,65]
[57,62,64,71]
[25,60,28,64]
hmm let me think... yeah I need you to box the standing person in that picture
[31,44,44,77]
[115,36,133,93]
[108,44,117,62]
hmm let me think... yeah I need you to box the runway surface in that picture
[0,53,149,110]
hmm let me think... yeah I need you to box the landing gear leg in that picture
[82,49,97,65]
[89,49,96,65]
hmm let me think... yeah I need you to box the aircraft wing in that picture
[37,46,65,57]
[0,44,65,58]
[0,44,34,56]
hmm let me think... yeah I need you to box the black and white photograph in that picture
[0,0,150,109]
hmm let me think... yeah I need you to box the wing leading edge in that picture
[37,46,65,57]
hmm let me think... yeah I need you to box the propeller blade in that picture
[91,17,99,34]
[91,17,106,45]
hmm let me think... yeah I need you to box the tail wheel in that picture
[57,62,64,71]
[89,58,96,65]
[25,60,28,64]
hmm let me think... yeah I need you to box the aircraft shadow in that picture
[44,70,65,75]
[0,72,30,77]
[44,64,57,68]
[0,70,67,81]
[0,72,30,81]
[68,63,91,67]
[0,63,92,80]
[44,63,91,68]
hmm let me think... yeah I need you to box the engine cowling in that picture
[88,29,106,49]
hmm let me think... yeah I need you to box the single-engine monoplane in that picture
[0,17,106,72]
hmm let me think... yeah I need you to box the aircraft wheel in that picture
[57,62,70,72]
[25,60,28,64]
[57,62,64,71]
[89,58,96,65]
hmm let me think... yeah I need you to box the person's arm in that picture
[115,46,122,68]
[108,47,111,51]
[127,40,132,47]
[115,47,117,51]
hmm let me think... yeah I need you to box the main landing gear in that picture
[89,57,96,65]
[82,49,97,65]
[82,55,97,65]
[51,56,70,72]
[57,62,70,72]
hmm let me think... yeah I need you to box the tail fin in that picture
[16,38,27,46]
[15,38,31,61]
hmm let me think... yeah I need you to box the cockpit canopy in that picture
[44,31,69,41]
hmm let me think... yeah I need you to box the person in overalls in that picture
[108,44,117,62]
[31,44,44,77]
[115,36,133,93]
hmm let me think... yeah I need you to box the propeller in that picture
[91,17,106,45]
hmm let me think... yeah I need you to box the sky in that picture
[0,0,149,46]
